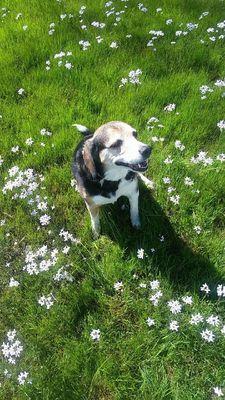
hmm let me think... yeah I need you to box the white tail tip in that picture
[72,123,89,133]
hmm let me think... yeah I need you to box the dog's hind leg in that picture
[85,201,100,238]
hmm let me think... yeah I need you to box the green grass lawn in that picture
[0,0,225,398]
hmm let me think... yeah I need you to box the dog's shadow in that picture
[100,184,221,295]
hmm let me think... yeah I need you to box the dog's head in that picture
[82,121,151,180]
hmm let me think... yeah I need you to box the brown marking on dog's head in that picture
[82,121,151,180]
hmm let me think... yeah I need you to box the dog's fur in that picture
[72,121,153,237]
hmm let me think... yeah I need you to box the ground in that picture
[0,0,225,399]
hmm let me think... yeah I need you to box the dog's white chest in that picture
[92,177,138,206]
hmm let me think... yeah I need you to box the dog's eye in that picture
[109,139,123,149]
[132,131,138,138]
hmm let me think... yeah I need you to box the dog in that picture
[72,121,154,237]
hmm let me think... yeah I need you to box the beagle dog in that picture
[72,121,153,237]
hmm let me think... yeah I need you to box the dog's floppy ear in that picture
[82,139,101,180]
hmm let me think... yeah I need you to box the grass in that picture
[0,0,225,398]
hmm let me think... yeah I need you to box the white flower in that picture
[65,62,73,69]
[217,120,225,131]
[62,245,70,254]
[199,11,209,20]
[96,35,103,43]
[149,280,160,290]
[189,313,204,325]
[184,177,194,186]
[38,293,54,309]
[164,103,176,112]
[11,146,19,153]
[221,326,225,335]
[79,40,91,50]
[0,155,3,166]
[39,214,51,226]
[215,79,225,87]
[182,296,193,305]
[200,283,210,294]
[22,25,28,30]
[9,277,20,287]
[169,195,180,205]
[167,186,175,193]
[110,41,118,48]
[169,320,179,331]
[217,153,225,162]
[213,387,224,397]
[4,369,11,378]
[200,329,215,342]
[168,300,182,314]
[149,290,163,306]
[187,22,198,31]
[25,137,34,146]
[120,77,128,87]
[18,371,29,385]
[53,266,73,282]
[163,177,171,184]
[194,225,202,234]
[146,318,155,327]
[37,201,48,211]
[137,248,144,259]
[206,315,220,327]
[175,140,185,151]
[199,85,213,96]
[16,13,22,20]
[90,329,100,341]
[217,285,225,297]
[40,128,52,136]
[138,3,148,12]
[164,155,173,164]
[114,281,123,291]
[79,5,86,15]
[1,330,23,364]
[59,228,79,243]
[128,69,142,85]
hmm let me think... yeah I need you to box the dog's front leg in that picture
[85,202,100,238]
[128,189,141,229]
[137,173,154,189]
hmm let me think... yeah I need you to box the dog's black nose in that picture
[139,145,151,158]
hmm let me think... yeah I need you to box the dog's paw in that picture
[92,229,100,239]
[145,178,155,190]
[133,222,141,230]
[131,217,141,229]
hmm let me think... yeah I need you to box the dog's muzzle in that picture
[115,160,149,171]
[115,145,151,172]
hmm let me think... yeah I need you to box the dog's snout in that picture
[139,145,151,158]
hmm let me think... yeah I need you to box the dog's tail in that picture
[72,124,92,136]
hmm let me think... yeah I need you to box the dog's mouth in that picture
[115,160,148,172]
